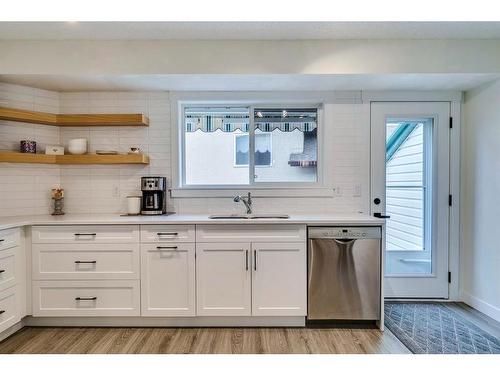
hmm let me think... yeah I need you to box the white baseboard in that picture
[461,291,500,322]
[24,315,306,327]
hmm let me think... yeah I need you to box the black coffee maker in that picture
[141,177,167,215]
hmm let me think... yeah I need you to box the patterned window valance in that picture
[184,107,318,133]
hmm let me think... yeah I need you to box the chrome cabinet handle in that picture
[156,246,178,250]
[245,250,249,271]
[74,233,97,236]
[157,232,178,236]
[75,297,97,301]
[0,269,6,273]
[254,250,257,271]
[74,260,97,264]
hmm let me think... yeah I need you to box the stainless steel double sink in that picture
[208,214,290,220]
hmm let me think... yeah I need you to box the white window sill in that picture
[170,187,334,198]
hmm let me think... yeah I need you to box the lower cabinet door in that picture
[196,242,251,316]
[252,242,307,316]
[141,243,195,316]
[0,286,19,333]
[32,280,140,317]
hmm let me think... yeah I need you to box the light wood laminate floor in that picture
[3,303,495,354]
[0,326,410,354]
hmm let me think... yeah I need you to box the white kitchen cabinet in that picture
[196,224,306,243]
[251,242,307,316]
[0,247,16,291]
[196,242,251,316]
[0,227,23,335]
[32,225,139,244]
[32,280,140,317]
[140,225,195,243]
[32,243,140,280]
[0,286,19,332]
[141,243,195,316]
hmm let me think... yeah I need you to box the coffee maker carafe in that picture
[141,177,167,215]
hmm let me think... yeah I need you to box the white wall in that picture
[59,91,171,214]
[0,83,60,217]
[462,79,500,321]
[0,83,370,216]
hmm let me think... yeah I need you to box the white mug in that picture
[127,196,141,215]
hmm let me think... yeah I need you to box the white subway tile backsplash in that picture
[1,83,369,216]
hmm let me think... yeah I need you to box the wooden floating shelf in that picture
[0,107,149,127]
[0,152,150,165]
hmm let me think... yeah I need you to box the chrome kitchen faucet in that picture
[233,192,252,214]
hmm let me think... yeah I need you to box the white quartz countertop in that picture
[0,213,384,231]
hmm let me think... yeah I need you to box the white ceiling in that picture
[1,22,500,40]
[1,74,498,92]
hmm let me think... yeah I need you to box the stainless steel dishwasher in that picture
[307,227,381,321]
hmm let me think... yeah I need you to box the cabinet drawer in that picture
[0,247,16,291]
[0,286,19,332]
[0,228,20,251]
[32,280,140,317]
[32,225,139,244]
[196,225,306,243]
[140,225,195,243]
[32,244,140,280]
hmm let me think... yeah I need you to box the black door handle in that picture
[374,213,391,219]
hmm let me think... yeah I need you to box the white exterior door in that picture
[251,242,307,316]
[141,243,195,316]
[371,102,450,298]
[196,242,251,316]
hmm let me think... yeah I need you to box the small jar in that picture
[20,140,37,154]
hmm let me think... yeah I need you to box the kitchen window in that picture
[182,105,318,186]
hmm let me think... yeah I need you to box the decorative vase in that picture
[52,197,65,215]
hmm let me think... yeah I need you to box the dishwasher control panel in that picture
[308,226,381,239]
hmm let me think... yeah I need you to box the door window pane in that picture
[385,120,431,275]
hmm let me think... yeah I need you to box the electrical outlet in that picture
[112,185,119,198]
[353,184,362,197]
[332,186,342,197]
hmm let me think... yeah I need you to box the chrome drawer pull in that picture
[74,233,97,236]
[157,232,178,236]
[156,246,178,250]
[0,269,5,273]
[0,310,5,314]
[75,297,97,301]
[74,261,97,264]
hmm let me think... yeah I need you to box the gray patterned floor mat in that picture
[384,302,500,354]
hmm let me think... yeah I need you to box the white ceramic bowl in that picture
[68,138,87,155]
